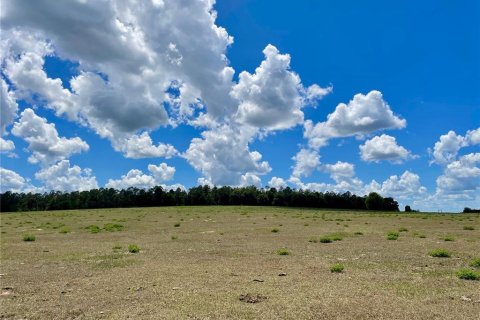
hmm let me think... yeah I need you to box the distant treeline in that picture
[463,207,480,213]
[0,186,400,212]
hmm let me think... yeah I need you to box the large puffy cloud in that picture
[435,153,480,198]
[105,162,181,190]
[112,132,177,159]
[0,78,19,134]
[35,160,98,192]
[267,177,287,189]
[232,44,330,131]
[1,0,236,156]
[11,108,89,165]
[0,167,27,192]
[373,171,427,201]
[184,124,270,186]
[359,134,413,163]
[0,137,15,153]
[291,148,321,178]
[430,129,480,165]
[304,90,406,149]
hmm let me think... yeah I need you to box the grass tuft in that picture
[174,223,181,227]
[128,244,140,253]
[387,231,399,240]
[469,257,480,268]
[443,236,455,241]
[330,263,345,273]
[276,248,290,255]
[86,225,101,234]
[463,226,475,230]
[319,236,333,243]
[103,223,124,232]
[271,228,279,233]
[23,234,36,241]
[456,268,480,280]
[59,226,71,234]
[429,249,451,258]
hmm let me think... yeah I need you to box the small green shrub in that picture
[276,248,290,255]
[456,269,480,280]
[271,228,279,233]
[319,236,332,243]
[331,234,343,241]
[429,249,451,258]
[443,236,455,241]
[469,257,480,268]
[387,231,399,240]
[330,263,345,273]
[171,236,178,240]
[59,226,71,234]
[174,223,181,227]
[128,244,140,253]
[398,227,408,232]
[86,225,101,234]
[463,226,475,230]
[112,244,122,250]
[104,223,124,232]
[354,231,363,235]
[23,234,36,241]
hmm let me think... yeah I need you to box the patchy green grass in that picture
[86,225,101,234]
[387,231,399,240]
[103,223,124,232]
[276,248,290,255]
[456,269,480,281]
[128,244,140,253]
[22,234,36,241]
[428,249,451,258]
[330,263,345,273]
[1,206,479,319]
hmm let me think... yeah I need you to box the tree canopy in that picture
[0,186,400,212]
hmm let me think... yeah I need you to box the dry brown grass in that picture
[1,206,479,319]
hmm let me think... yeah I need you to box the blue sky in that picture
[1,0,479,211]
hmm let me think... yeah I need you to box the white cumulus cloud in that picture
[304,90,406,149]
[12,108,89,165]
[359,134,413,163]
[35,160,98,192]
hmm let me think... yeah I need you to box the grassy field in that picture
[1,206,479,319]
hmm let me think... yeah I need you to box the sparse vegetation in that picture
[174,223,181,227]
[443,236,455,241]
[59,226,71,234]
[429,249,451,258]
[276,248,290,255]
[387,231,399,240]
[319,236,333,243]
[128,244,140,253]
[271,228,279,233]
[86,225,101,234]
[469,258,480,268]
[330,263,345,273]
[23,234,36,241]
[456,269,480,280]
[463,226,475,230]
[103,223,124,232]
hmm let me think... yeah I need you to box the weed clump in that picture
[271,228,279,233]
[443,236,455,241]
[456,269,480,280]
[330,263,345,273]
[463,226,475,230]
[86,225,101,234]
[276,248,290,256]
[399,227,408,232]
[429,249,451,258]
[319,236,332,243]
[174,223,181,227]
[354,232,363,235]
[23,234,36,241]
[128,244,140,253]
[387,231,399,240]
[469,257,480,268]
[59,226,71,234]
[104,223,124,232]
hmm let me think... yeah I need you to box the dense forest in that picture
[0,186,401,212]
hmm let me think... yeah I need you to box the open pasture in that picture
[1,206,479,319]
